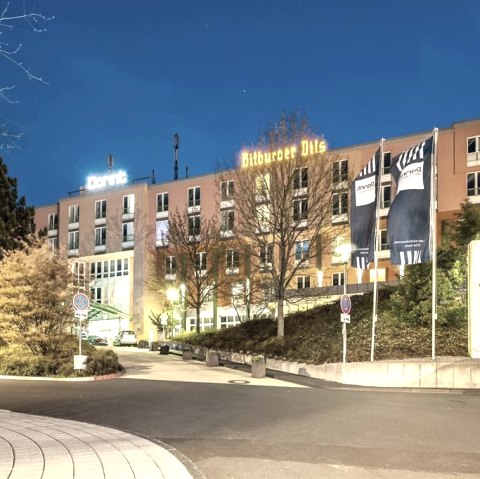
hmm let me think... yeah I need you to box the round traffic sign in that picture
[340,294,352,314]
[73,292,90,311]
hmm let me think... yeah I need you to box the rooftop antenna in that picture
[174,133,179,180]
[151,169,156,184]
[185,166,189,178]
[107,153,114,172]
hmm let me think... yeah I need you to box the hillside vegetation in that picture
[176,291,468,364]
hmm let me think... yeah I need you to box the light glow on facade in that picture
[86,170,128,190]
[240,138,327,169]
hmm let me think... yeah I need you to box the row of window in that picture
[67,222,135,251]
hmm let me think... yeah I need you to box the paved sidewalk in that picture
[0,410,192,479]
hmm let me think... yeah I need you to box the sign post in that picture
[340,292,352,364]
[73,293,90,367]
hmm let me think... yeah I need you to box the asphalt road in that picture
[0,349,479,479]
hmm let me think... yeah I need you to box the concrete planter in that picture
[206,351,219,367]
[182,349,193,360]
[251,356,266,378]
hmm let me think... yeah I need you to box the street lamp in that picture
[166,287,179,338]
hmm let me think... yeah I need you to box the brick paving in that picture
[0,410,192,479]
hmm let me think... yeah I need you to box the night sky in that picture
[2,0,479,206]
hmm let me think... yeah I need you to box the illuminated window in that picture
[467,172,480,196]
[156,220,169,242]
[226,249,240,269]
[68,230,79,250]
[221,180,234,201]
[257,204,270,229]
[295,240,310,262]
[165,256,176,275]
[293,199,308,222]
[188,215,201,236]
[157,192,169,213]
[95,226,106,246]
[297,276,310,289]
[68,204,79,224]
[221,209,234,232]
[332,192,348,215]
[293,167,308,189]
[382,152,391,174]
[188,187,201,207]
[48,213,58,231]
[333,159,348,183]
[123,194,135,215]
[95,200,106,219]
[256,174,270,197]
[332,272,345,286]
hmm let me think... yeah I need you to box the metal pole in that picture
[78,316,82,356]
[343,262,347,363]
[431,128,439,361]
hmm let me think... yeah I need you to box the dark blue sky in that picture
[2,0,479,206]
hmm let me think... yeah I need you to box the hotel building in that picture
[34,118,480,341]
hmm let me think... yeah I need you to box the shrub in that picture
[85,349,121,376]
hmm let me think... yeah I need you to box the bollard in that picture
[206,350,219,367]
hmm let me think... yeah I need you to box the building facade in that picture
[34,118,480,340]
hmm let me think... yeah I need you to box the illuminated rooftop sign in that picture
[86,170,128,190]
[240,138,327,169]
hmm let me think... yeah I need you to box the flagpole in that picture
[431,128,439,361]
[370,139,384,362]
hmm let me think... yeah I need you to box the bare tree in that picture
[0,2,53,150]
[220,112,348,338]
[151,209,231,333]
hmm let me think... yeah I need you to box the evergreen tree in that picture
[0,157,35,257]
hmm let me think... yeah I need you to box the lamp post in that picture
[166,287,180,339]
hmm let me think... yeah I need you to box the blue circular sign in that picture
[340,294,352,314]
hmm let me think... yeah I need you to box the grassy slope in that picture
[177,291,468,364]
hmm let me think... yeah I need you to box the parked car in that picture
[87,335,108,346]
[113,330,137,347]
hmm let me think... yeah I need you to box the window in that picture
[188,187,201,207]
[468,136,480,164]
[48,237,58,251]
[156,220,169,243]
[293,199,308,222]
[333,192,348,215]
[122,222,134,242]
[297,276,311,289]
[195,251,207,271]
[221,180,234,201]
[68,230,79,250]
[95,200,106,219]
[380,230,390,250]
[165,256,176,275]
[68,204,79,224]
[220,315,241,329]
[123,194,135,215]
[295,240,310,262]
[157,192,169,213]
[467,172,480,196]
[257,204,270,229]
[48,213,58,231]
[188,215,201,236]
[293,167,308,189]
[221,209,234,232]
[333,159,348,183]
[256,174,270,197]
[95,226,106,246]
[226,249,240,269]
[380,185,391,208]
[333,272,345,286]
[260,243,273,266]
[382,152,391,175]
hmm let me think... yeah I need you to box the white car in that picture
[113,330,137,347]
